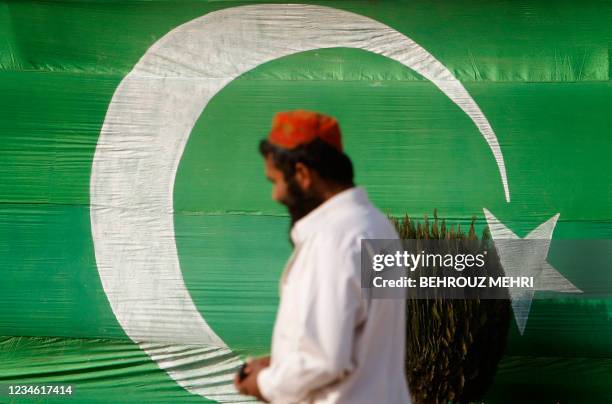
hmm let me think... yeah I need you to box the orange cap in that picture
[268,110,343,152]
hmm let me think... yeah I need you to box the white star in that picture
[483,208,582,334]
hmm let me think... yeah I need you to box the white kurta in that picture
[257,186,412,404]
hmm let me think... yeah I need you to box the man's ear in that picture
[293,162,313,190]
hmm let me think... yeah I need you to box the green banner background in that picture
[1,1,611,402]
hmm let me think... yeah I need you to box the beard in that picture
[281,176,325,233]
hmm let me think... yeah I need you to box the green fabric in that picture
[1,1,611,402]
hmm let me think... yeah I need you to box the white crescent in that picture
[90,4,511,402]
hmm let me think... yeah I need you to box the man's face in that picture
[264,154,289,203]
[263,154,324,227]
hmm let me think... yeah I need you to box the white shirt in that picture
[257,186,412,404]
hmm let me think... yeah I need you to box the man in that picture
[234,110,411,403]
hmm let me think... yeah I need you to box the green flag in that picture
[1,1,611,402]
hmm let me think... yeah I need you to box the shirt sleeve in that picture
[257,233,367,403]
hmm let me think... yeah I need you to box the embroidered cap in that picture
[267,110,343,152]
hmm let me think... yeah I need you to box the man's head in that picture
[259,110,355,227]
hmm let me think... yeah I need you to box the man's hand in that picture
[234,356,271,402]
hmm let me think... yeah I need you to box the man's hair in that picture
[259,138,355,186]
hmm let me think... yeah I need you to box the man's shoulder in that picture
[315,202,399,248]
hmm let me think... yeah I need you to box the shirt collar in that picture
[290,186,369,245]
